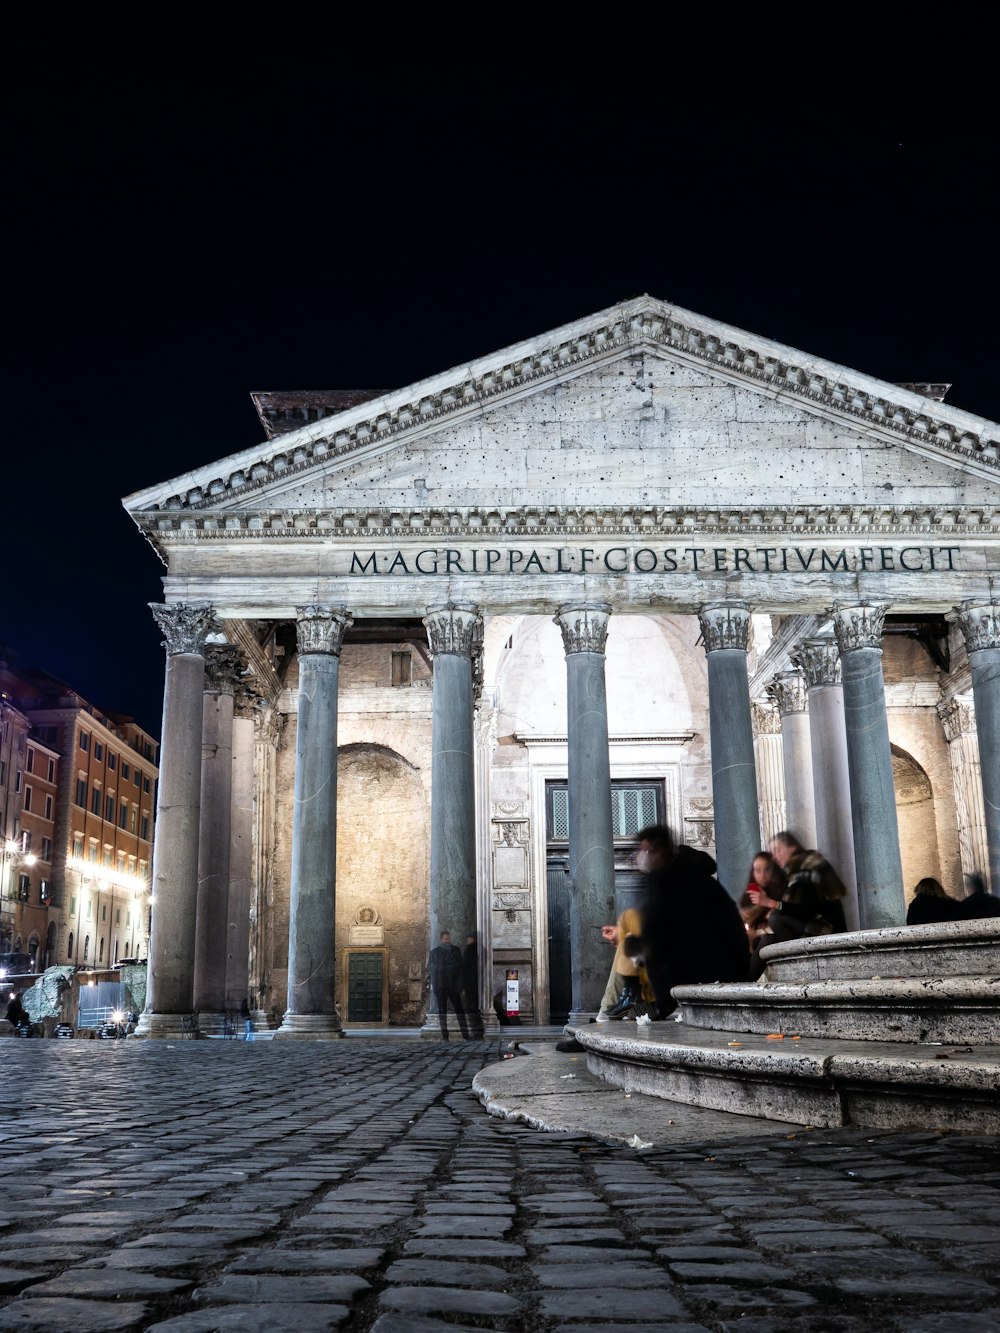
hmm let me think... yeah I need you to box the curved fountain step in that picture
[568,1022,1000,1133]
[759,918,1000,983]
[673,976,1000,1044]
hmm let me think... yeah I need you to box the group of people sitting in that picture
[590,824,998,1026]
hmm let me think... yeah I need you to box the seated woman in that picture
[906,877,962,926]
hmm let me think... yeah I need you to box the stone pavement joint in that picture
[0,1039,995,1330]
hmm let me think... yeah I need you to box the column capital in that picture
[832,602,888,654]
[792,638,841,688]
[938,694,977,742]
[766,670,809,715]
[423,603,482,657]
[233,679,264,719]
[751,701,782,737]
[697,601,751,654]
[554,602,612,655]
[956,600,1000,654]
[204,644,248,695]
[294,606,353,657]
[150,602,220,657]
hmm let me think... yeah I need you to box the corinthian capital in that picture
[204,644,248,695]
[751,701,782,737]
[766,670,809,716]
[554,603,612,655]
[423,603,482,657]
[697,601,751,654]
[233,680,264,720]
[295,606,353,657]
[956,600,1000,654]
[792,639,841,688]
[938,694,977,742]
[832,602,888,654]
[150,603,220,657]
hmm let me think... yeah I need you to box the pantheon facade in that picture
[124,296,1000,1037]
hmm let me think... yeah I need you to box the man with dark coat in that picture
[428,930,470,1040]
[625,825,749,1016]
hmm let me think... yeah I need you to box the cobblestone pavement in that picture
[0,1039,997,1332]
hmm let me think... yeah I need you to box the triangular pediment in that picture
[124,296,1000,526]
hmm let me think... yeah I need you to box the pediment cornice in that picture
[124,296,1000,517]
[139,502,1000,546]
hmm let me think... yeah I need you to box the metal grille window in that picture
[547,781,664,841]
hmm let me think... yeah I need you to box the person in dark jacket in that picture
[906,877,962,926]
[958,873,1000,919]
[428,931,470,1040]
[623,826,749,1017]
[462,932,485,1038]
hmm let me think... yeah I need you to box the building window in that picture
[41,838,52,862]
[0,761,5,784]
[79,733,90,752]
[120,801,128,830]
[121,762,130,781]
[26,749,34,774]
[141,815,150,840]
[67,931,74,959]
[134,770,141,788]
[117,852,126,872]
[18,874,30,902]
[115,908,121,924]
[14,770,22,794]
[546,780,665,842]
[86,900,92,920]
[101,904,107,922]
[22,831,31,852]
[88,840,98,863]
[40,881,50,903]
[143,777,150,794]
[44,795,52,820]
[99,937,105,962]
[75,778,87,807]
[72,835,83,858]
[91,786,102,816]
[22,786,32,813]
[83,935,89,961]
[70,896,76,914]
[105,794,115,822]
[47,759,55,782]
[94,742,103,762]
[103,847,112,866]
[391,650,412,686]
[130,807,137,833]
[108,753,116,771]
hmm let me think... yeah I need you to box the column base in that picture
[568,1010,598,1027]
[133,1013,201,1040]
[193,1011,229,1036]
[272,1013,344,1040]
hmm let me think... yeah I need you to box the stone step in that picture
[760,917,1000,983]
[569,1022,1000,1134]
[673,976,1000,1044]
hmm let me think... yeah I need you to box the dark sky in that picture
[5,33,998,737]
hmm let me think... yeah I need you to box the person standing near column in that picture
[428,930,470,1040]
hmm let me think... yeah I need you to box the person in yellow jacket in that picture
[595,905,656,1021]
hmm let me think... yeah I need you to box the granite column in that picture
[138,602,219,1038]
[794,639,859,930]
[833,603,905,929]
[225,684,258,1013]
[555,603,614,1019]
[956,601,1000,892]
[766,670,817,848]
[698,602,759,899]
[275,606,352,1039]
[751,701,786,846]
[423,603,481,1031]
[192,644,245,1031]
[938,695,990,890]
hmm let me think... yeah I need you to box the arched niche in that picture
[892,745,941,900]
[335,742,428,1024]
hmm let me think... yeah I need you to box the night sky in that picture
[6,35,998,739]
